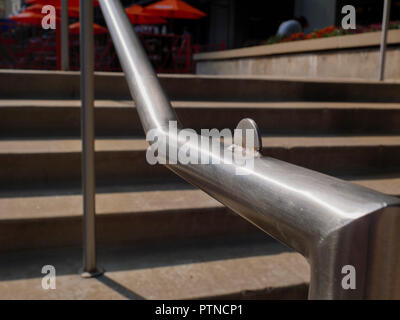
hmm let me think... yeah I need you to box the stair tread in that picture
[1,135,400,154]
[0,241,309,300]
[1,99,400,109]
[2,68,400,83]
[261,135,400,147]
[0,138,148,153]
[1,175,399,221]
[351,175,400,195]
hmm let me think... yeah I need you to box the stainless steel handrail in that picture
[98,0,400,299]
[379,0,391,81]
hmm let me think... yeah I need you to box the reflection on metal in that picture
[99,0,400,299]
[379,0,391,81]
[80,0,103,277]
[61,0,69,71]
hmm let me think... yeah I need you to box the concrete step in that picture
[0,175,399,252]
[0,183,259,251]
[0,239,310,299]
[1,70,400,102]
[1,100,400,136]
[0,136,399,189]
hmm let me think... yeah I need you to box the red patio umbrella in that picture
[10,11,60,25]
[143,0,206,19]
[69,22,107,35]
[24,4,80,18]
[25,0,100,7]
[125,5,167,25]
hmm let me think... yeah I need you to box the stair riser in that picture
[2,71,400,102]
[0,208,262,252]
[1,107,400,136]
[1,146,399,189]
[0,151,174,189]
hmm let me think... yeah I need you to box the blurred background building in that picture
[6,0,400,49]
[1,0,399,73]
[131,0,400,49]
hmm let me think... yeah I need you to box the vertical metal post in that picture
[80,0,102,278]
[61,0,69,71]
[379,0,391,81]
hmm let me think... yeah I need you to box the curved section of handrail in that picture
[99,0,179,134]
[99,0,400,299]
